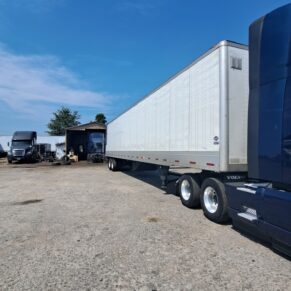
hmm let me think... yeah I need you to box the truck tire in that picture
[200,178,229,223]
[7,158,12,164]
[179,174,201,208]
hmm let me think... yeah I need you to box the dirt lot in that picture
[0,159,290,291]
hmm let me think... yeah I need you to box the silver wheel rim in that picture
[181,179,191,201]
[203,186,218,213]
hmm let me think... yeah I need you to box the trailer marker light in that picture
[207,163,215,166]
[189,161,196,164]
[155,158,159,161]
[175,160,180,163]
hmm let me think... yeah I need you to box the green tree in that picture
[95,113,107,124]
[47,107,80,136]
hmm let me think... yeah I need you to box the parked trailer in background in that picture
[0,144,6,158]
[107,41,249,222]
[106,4,291,257]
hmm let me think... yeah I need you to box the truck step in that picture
[238,207,258,222]
[237,212,258,222]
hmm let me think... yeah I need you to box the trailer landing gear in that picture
[159,166,169,189]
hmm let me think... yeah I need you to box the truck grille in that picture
[13,149,25,157]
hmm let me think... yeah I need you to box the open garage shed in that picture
[66,122,106,161]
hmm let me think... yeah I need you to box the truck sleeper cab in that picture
[226,3,291,257]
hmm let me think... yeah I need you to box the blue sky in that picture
[0,0,290,135]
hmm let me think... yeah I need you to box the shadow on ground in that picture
[122,169,180,196]
[11,199,43,206]
[231,225,291,261]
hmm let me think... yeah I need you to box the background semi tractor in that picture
[106,4,291,256]
[7,131,38,163]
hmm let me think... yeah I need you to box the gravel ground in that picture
[0,160,290,291]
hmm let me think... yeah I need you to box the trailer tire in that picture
[200,178,229,223]
[179,175,201,208]
[108,159,112,171]
[111,158,118,172]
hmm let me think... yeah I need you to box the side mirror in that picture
[7,142,10,147]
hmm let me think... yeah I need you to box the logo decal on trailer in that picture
[213,136,219,145]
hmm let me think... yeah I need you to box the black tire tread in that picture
[111,158,118,172]
[200,177,229,223]
[179,174,201,209]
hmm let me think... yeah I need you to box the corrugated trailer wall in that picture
[106,41,249,173]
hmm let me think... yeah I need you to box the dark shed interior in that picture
[66,122,106,161]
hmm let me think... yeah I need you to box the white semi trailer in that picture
[106,4,291,257]
[106,41,249,223]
